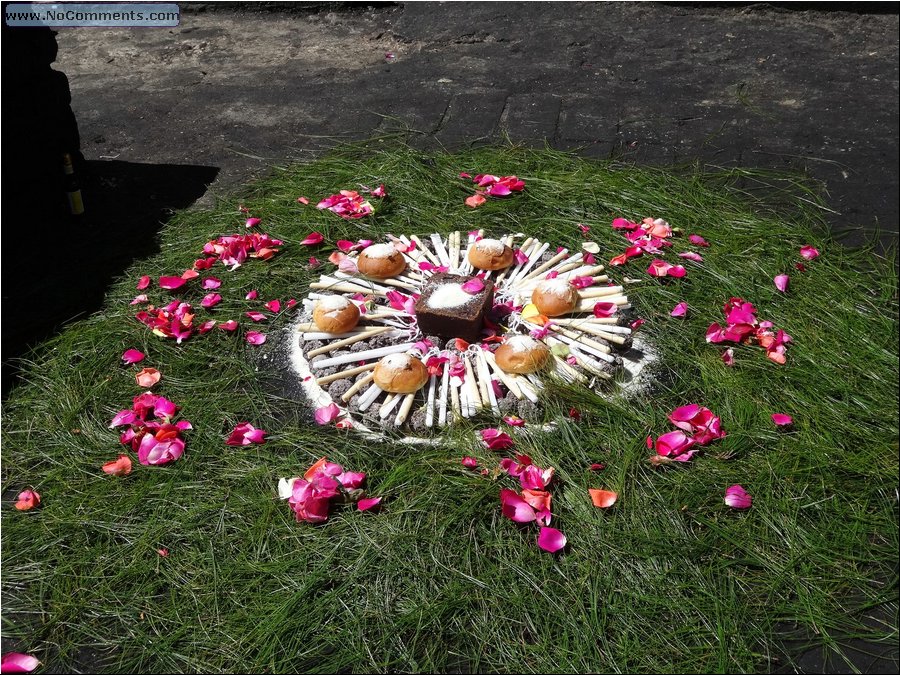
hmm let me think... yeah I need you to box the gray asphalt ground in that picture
[57,1,898,248]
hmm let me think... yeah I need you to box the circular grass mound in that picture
[2,142,897,673]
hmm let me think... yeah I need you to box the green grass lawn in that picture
[2,141,897,673]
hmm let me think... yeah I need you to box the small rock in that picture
[304,340,324,352]
[410,408,427,431]
[350,340,371,352]
[499,392,518,414]
[327,379,353,399]
[517,399,540,420]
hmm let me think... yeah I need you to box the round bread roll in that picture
[467,238,514,271]
[532,278,578,317]
[494,335,551,374]
[357,243,407,279]
[373,353,429,394]
[312,295,360,333]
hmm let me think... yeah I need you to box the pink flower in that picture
[0,653,40,673]
[689,234,710,247]
[225,422,266,446]
[771,413,793,427]
[465,194,486,208]
[14,490,41,511]
[301,232,324,246]
[122,349,145,365]
[670,301,688,318]
[537,526,567,553]
[724,484,752,509]
[462,456,478,469]
[314,403,341,426]
[246,331,266,345]
[722,348,735,366]
[774,274,789,292]
[481,428,514,450]
[135,367,161,388]
[102,454,133,476]
[800,245,820,261]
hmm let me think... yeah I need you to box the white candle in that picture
[310,342,416,370]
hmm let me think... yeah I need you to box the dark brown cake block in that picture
[414,273,495,343]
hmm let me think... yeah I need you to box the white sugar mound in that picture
[427,283,475,309]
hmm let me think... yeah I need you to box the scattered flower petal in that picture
[159,276,187,290]
[102,454,133,476]
[202,277,221,290]
[689,234,710,247]
[201,293,222,308]
[225,422,267,446]
[481,428,514,450]
[724,484,752,509]
[593,302,617,318]
[219,320,239,331]
[774,274,790,292]
[722,348,735,366]
[461,278,485,294]
[465,194,486,208]
[678,251,704,262]
[537,526,567,553]
[670,301,688,318]
[800,245,820,261]
[14,490,40,511]
[357,497,382,511]
[246,331,266,345]
[245,290,258,300]
[135,368,161,388]
[301,232,324,246]
[245,217,261,228]
[265,299,281,313]
[771,413,793,427]
[122,349,145,365]
[588,488,618,508]
[137,275,151,290]
[462,456,478,469]
[0,653,40,673]
[246,311,267,322]
[297,196,310,205]
[314,403,341,426]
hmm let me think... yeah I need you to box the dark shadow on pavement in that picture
[1,160,219,396]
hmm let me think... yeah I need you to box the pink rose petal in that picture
[774,274,789,292]
[314,403,341,426]
[670,301,688,318]
[159,276,187,290]
[297,196,310,205]
[245,290,258,300]
[137,275,151,290]
[593,301,617,318]
[265,299,281,313]
[246,311,267,322]
[500,489,536,523]
[588,488,618,508]
[246,331,266,345]
[724,484,752,509]
[537,526,567,553]
[462,456,478,469]
[130,294,149,305]
[219,320,239,331]
[689,234,710,247]
[245,217,261,228]
[102,454,132,476]
[201,293,222,308]
[0,653,40,673]
[122,349,145,365]
[357,497,382,511]
[465,194,486,208]
[461,278,485,294]
[678,251,704,262]
[481,428,514,450]
[722,348,735,366]
[14,490,40,511]
[800,245,820,261]
[225,422,267,446]
[771,413,793,427]
[135,367,161,388]
[181,269,199,281]
[202,277,221,289]
[301,232,324,246]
